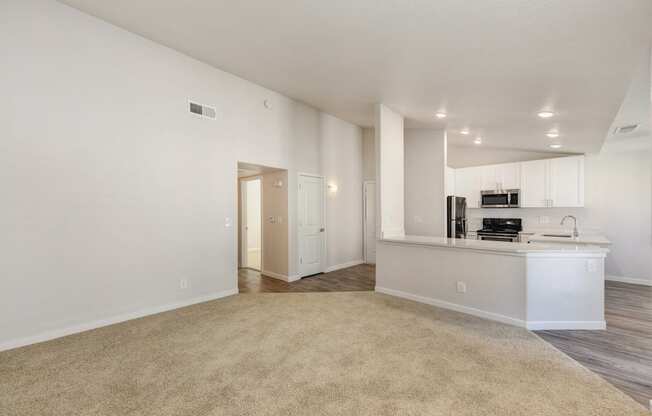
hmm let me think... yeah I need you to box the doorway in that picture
[240,177,262,270]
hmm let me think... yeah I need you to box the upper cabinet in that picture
[454,167,481,208]
[520,159,548,208]
[452,155,585,209]
[520,156,584,208]
[479,163,521,191]
[445,166,456,196]
[548,156,584,207]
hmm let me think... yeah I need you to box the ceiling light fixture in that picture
[537,111,555,119]
[546,131,560,138]
[549,143,562,149]
[435,112,447,119]
[474,137,482,145]
[460,128,470,135]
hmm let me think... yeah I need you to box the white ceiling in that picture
[61,0,652,153]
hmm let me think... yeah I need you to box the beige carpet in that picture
[0,292,647,416]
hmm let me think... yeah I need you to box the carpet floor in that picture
[0,292,647,415]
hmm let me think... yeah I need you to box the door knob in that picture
[320,228,325,232]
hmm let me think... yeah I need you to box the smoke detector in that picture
[613,124,639,135]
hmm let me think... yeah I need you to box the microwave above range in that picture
[480,189,520,208]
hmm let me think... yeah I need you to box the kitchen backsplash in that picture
[467,207,600,234]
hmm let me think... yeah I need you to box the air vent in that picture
[188,101,216,119]
[613,124,639,135]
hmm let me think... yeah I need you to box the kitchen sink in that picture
[542,234,573,238]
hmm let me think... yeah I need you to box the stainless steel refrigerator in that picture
[447,196,467,239]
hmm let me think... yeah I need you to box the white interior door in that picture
[364,181,376,264]
[298,174,324,277]
[240,178,261,270]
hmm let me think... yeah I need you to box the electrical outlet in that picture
[456,281,467,293]
[414,215,423,224]
[180,278,189,289]
[224,217,232,228]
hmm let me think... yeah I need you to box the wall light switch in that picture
[224,217,232,228]
[456,281,467,293]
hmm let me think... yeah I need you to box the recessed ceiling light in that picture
[537,111,555,119]
[549,143,562,149]
[435,112,447,119]
[460,128,470,135]
[474,137,482,145]
[546,131,560,138]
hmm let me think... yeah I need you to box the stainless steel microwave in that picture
[480,189,520,208]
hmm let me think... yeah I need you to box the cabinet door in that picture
[520,159,548,207]
[445,166,455,196]
[480,165,498,191]
[549,156,584,207]
[497,163,521,190]
[454,167,481,208]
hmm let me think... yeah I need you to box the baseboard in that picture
[262,270,300,282]
[375,286,526,328]
[0,288,239,353]
[325,259,364,273]
[606,275,652,287]
[526,321,606,330]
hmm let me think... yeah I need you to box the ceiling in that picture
[61,0,652,153]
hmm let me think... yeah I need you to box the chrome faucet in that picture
[560,215,579,238]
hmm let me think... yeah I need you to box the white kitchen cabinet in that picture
[445,166,456,196]
[479,163,520,191]
[480,165,498,191]
[548,156,584,207]
[520,156,584,208]
[497,163,521,190]
[454,167,481,208]
[520,159,548,207]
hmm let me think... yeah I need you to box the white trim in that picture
[376,286,608,331]
[325,259,364,273]
[526,321,606,330]
[261,270,301,282]
[375,286,526,328]
[0,289,238,353]
[606,275,652,287]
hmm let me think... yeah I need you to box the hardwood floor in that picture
[240,266,651,407]
[537,281,652,407]
[238,264,375,293]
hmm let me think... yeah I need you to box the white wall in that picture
[465,147,652,285]
[362,128,376,181]
[0,0,364,349]
[375,104,405,237]
[404,129,447,236]
[321,114,364,269]
[261,171,289,276]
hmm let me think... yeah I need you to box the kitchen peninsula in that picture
[375,235,608,330]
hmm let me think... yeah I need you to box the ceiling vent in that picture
[188,101,216,119]
[613,124,639,135]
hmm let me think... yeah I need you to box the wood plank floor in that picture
[238,264,375,293]
[240,266,651,406]
[537,281,652,407]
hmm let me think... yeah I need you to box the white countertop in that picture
[381,234,609,256]
[521,231,611,246]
